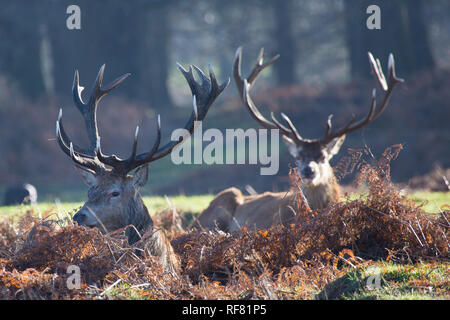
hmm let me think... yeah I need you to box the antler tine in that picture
[54,71,95,157]
[94,63,228,175]
[233,47,278,131]
[56,65,130,173]
[146,63,229,162]
[321,52,404,144]
[247,48,280,89]
[68,142,103,173]
[234,47,305,144]
[368,52,388,91]
[280,113,304,142]
[324,114,333,138]
[134,114,162,164]
[56,108,93,157]
[55,116,71,157]
[130,126,139,160]
[233,47,280,100]
[371,53,404,120]
[270,112,291,134]
[72,70,85,112]
[269,112,304,142]
[95,114,162,175]
[88,65,131,107]
[73,65,131,154]
[241,79,277,131]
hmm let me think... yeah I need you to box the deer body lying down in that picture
[192,187,297,231]
[193,48,403,231]
[193,173,340,232]
[56,63,228,273]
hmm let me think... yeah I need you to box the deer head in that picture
[56,63,229,243]
[234,47,404,189]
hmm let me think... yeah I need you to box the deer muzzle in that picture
[73,207,98,228]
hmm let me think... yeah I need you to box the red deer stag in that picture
[193,47,403,232]
[56,63,229,273]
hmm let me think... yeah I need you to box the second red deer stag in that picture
[193,47,403,232]
[56,63,229,273]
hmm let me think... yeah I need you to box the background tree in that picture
[344,0,435,79]
[270,0,297,85]
[0,1,45,99]
[0,0,449,192]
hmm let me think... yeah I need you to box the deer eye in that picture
[111,191,120,197]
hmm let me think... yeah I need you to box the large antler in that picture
[56,63,229,176]
[320,52,404,144]
[234,47,404,145]
[233,47,308,145]
[56,65,130,173]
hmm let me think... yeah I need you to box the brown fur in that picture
[73,167,180,276]
[227,48,402,232]
[139,228,181,275]
[302,174,341,210]
[192,187,297,232]
[193,164,342,232]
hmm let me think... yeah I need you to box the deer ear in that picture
[326,135,346,159]
[282,136,300,157]
[75,166,97,187]
[132,165,149,188]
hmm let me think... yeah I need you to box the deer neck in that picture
[301,171,341,210]
[125,194,153,244]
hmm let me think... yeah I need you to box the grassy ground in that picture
[101,261,449,300]
[318,262,449,300]
[0,191,447,221]
[0,194,215,222]
[409,192,449,214]
[0,190,448,300]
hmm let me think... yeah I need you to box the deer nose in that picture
[302,166,315,179]
[73,211,86,225]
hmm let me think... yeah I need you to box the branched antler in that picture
[57,63,229,175]
[320,52,404,144]
[234,47,404,146]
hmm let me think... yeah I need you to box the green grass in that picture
[142,194,214,215]
[0,195,215,221]
[409,192,450,214]
[318,262,449,300]
[0,191,447,222]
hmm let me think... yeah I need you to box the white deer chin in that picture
[297,161,333,187]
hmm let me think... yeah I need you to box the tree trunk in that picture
[271,0,296,85]
[405,0,435,72]
[0,1,45,100]
[139,3,173,110]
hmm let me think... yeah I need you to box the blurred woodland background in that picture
[0,0,449,200]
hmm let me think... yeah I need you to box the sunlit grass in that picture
[409,192,450,214]
[318,261,450,300]
[0,195,215,221]
[0,191,447,221]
